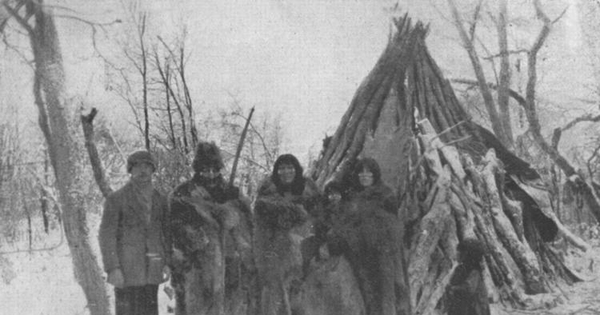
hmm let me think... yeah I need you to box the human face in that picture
[130,162,154,184]
[358,168,374,187]
[199,166,221,186]
[277,163,296,185]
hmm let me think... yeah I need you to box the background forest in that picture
[2,0,600,314]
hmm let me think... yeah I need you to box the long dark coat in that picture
[447,264,490,315]
[168,179,253,315]
[328,183,411,315]
[253,177,321,315]
[98,182,169,286]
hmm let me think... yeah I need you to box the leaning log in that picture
[310,11,586,314]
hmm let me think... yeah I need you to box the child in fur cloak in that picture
[327,157,412,315]
[167,142,253,315]
[446,238,490,315]
[253,153,321,315]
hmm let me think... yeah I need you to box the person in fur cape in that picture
[253,154,321,315]
[167,142,253,315]
[446,238,490,315]
[327,157,412,315]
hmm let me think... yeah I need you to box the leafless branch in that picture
[3,1,34,35]
[468,0,485,42]
[483,49,528,60]
[451,78,527,107]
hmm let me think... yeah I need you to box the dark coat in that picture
[254,177,321,315]
[447,264,491,315]
[327,183,411,315]
[346,183,398,215]
[98,182,169,286]
[168,178,252,315]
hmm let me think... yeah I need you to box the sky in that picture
[50,0,396,163]
[1,0,597,164]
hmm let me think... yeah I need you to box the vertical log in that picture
[481,150,546,294]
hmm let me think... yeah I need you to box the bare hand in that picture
[162,265,171,282]
[107,268,125,288]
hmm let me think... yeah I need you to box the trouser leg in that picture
[115,285,159,315]
[115,287,135,315]
[137,284,159,315]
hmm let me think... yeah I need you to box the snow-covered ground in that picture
[3,213,600,315]
[0,213,173,315]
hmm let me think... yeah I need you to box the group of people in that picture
[98,141,488,315]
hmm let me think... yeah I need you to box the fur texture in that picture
[168,178,253,315]
[192,141,225,172]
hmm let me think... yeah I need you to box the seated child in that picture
[447,238,490,315]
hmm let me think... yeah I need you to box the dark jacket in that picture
[447,263,490,315]
[346,183,398,215]
[326,182,411,315]
[98,182,169,286]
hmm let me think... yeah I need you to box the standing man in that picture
[168,141,253,315]
[99,150,170,315]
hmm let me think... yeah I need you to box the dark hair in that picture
[458,238,486,266]
[324,180,346,199]
[271,154,305,196]
[324,181,343,195]
[351,157,382,189]
[192,142,224,174]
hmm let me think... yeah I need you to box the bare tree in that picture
[447,0,512,148]
[2,1,110,314]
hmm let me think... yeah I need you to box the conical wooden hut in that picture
[310,13,588,314]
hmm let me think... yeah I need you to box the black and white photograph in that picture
[1,0,599,314]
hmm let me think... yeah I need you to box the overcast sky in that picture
[49,0,397,162]
[2,0,595,164]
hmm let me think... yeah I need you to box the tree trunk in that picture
[447,0,510,148]
[25,3,110,315]
[496,0,514,145]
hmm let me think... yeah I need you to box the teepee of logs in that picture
[311,13,588,314]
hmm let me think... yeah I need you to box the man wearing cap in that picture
[168,141,253,315]
[99,150,170,315]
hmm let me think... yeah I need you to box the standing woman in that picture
[254,154,321,315]
[328,157,411,315]
[347,157,397,215]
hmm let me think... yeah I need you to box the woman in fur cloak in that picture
[168,142,253,315]
[253,154,321,315]
[327,157,411,315]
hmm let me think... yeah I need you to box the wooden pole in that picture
[229,107,255,186]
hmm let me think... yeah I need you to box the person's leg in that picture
[115,287,135,315]
[138,284,159,315]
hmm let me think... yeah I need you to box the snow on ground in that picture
[3,214,600,315]
[0,213,173,315]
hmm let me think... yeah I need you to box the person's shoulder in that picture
[171,180,194,199]
[106,182,132,201]
[377,183,395,196]
[257,176,277,197]
[302,177,321,196]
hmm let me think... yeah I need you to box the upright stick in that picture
[229,107,255,186]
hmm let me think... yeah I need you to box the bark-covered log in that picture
[312,16,428,187]
[480,150,546,294]
[308,10,585,314]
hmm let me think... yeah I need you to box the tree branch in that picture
[3,1,34,35]
[451,78,527,107]
[80,108,113,198]
[447,0,508,146]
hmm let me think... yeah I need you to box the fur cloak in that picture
[253,177,321,315]
[168,179,253,315]
[327,183,411,315]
